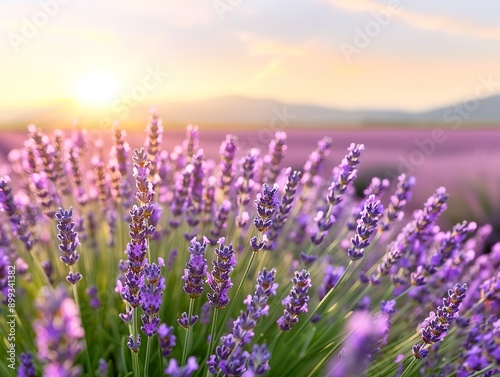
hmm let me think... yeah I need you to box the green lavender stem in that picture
[205,308,219,377]
[144,336,152,377]
[70,265,93,377]
[182,298,195,366]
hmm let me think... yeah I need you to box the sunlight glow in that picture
[75,72,119,106]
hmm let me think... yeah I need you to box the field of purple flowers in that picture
[0,113,499,377]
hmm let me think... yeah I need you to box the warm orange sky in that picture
[2,0,500,111]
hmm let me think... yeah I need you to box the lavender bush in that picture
[0,114,499,377]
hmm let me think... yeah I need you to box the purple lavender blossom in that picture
[18,352,35,377]
[167,249,178,272]
[242,344,271,377]
[346,195,383,261]
[207,238,236,309]
[121,205,152,309]
[430,221,477,269]
[28,124,56,181]
[236,149,259,208]
[413,187,449,245]
[177,312,199,329]
[86,285,100,309]
[220,346,249,376]
[92,154,110,209]
[413,283,467,358]
[165,356,198,377]
[263,131,287,184]
[189,149,205,214]
[34,286,84,377]
[267,168,301,248]
[183,124,200,163]
[158,323,176,357]
[210,200,232,239]
[0,176,33,250]
[133,148,155,211]
[183,237,209,299]
[218,135,238,193]
[319,264,345,300]
[235,268,277,343]
[144,111,163,180]
[326,311,387,376]
[251,183,279,252]
[277,269,311,331]
[301,137,332,188]
[55,207,82,284]
[30,172,54,217]
[380,174,415,232]
[140,258,165,337]
[201,302,211,324]
[97,358,108,377]
[327,143,364,206]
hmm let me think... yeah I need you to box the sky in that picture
[1,0,500,112]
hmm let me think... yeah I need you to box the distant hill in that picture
[1,94,499,130]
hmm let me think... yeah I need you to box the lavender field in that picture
[0,116,499,377]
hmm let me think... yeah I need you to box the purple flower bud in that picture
[319,265,344,300]
[158,324,176,357]
[127,334,141,353]
[97,358,108,377]
[177,312,199,329]
[165,356,198,377]
[18,352,35,377]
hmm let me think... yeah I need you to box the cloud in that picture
[324,0,500,39]
[236,32,305,57]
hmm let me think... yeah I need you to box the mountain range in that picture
[1,94,499,130]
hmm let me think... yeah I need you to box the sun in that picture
[75,71,119,106]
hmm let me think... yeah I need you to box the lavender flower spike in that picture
[251,183,279,252]
[380,174,415,232]
[242,344,271,377]
[0,176,33,250]
[207,237,236,309]
[140,258,165,337]
[327,143,364,206]
[346,195,383,261]
[413,283,467,358]
[55,207,82,284]
[158,323,176,357]
[183,237,209,299]
[277,269,311,331]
